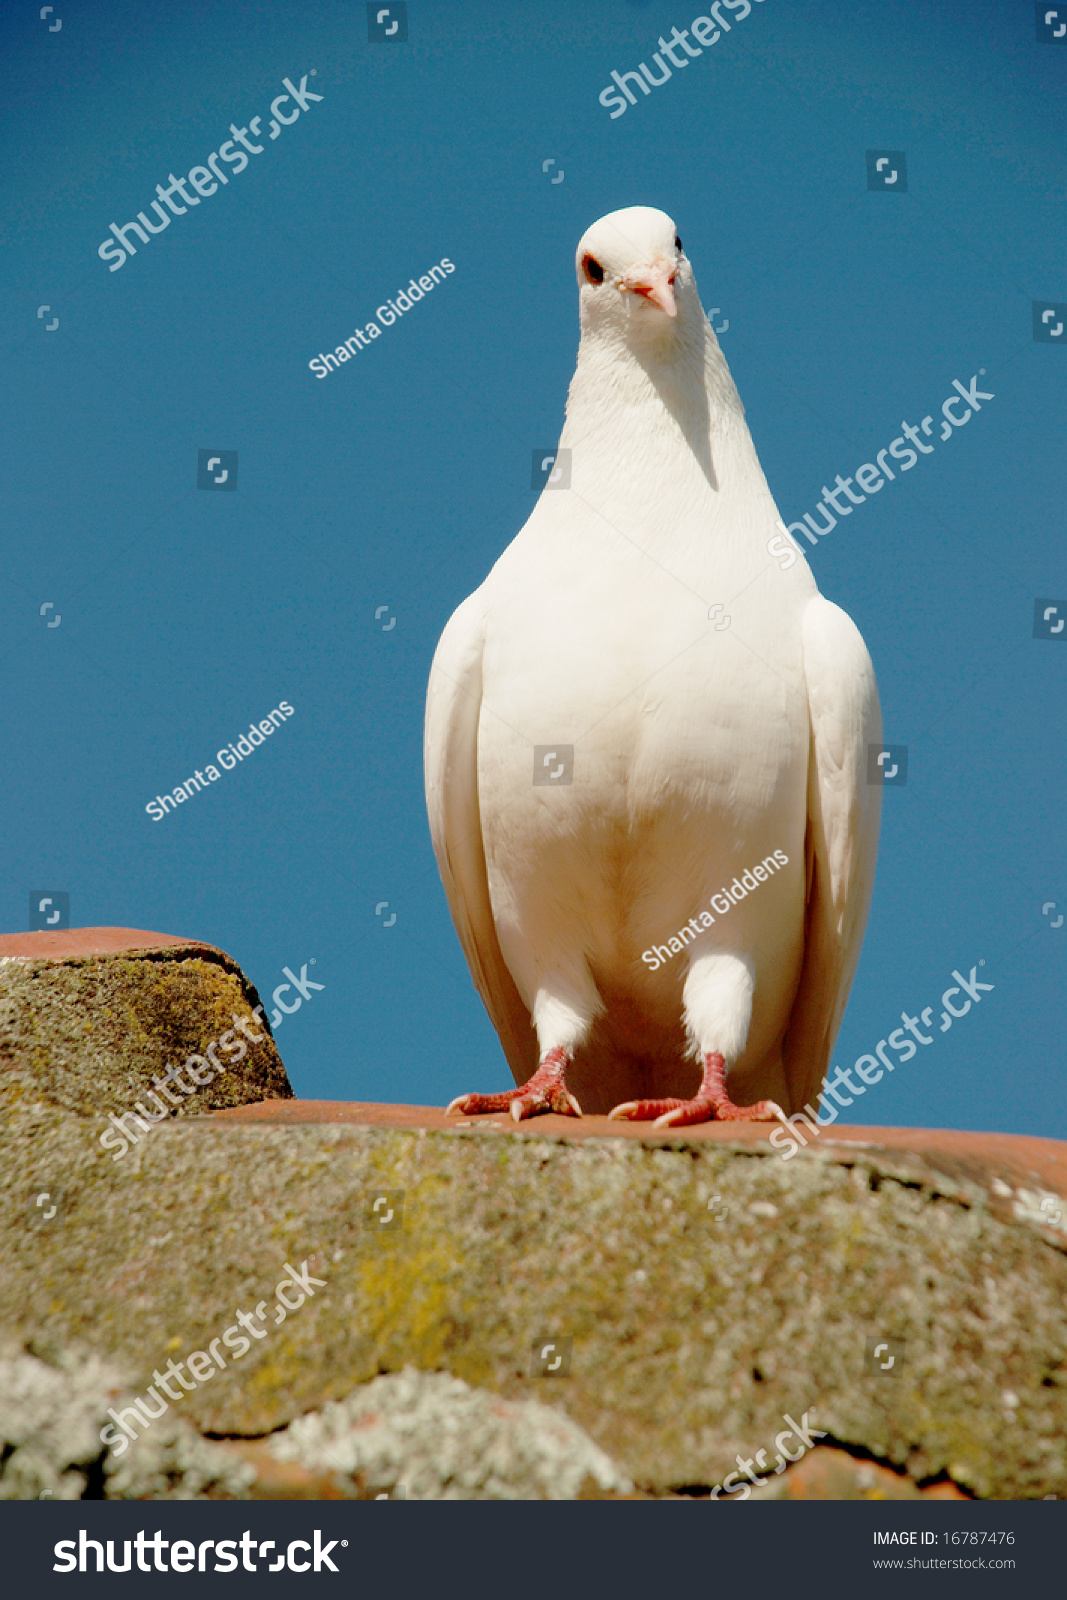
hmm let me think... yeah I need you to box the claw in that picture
[654,1099,715,1128]
[609,1056,789,1128]
[446,1091,514,1116]
[609,1097,689,1122]
[607,1101,640,1121]
[446,1047,581,1122]
[509,1095,542,1122]
[711,1098,788,1125]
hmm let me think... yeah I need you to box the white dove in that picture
[425,205,881,1127]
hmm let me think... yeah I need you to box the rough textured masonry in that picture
[1,930,1065,1499]
[0,928,292,1122]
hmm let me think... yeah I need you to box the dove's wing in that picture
[424,592,538,1085]
[781,594,882,1113]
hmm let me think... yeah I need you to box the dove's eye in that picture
[581,254,605,285]
[675,235,683,253]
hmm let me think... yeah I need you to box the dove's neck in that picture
[560,309,770,524]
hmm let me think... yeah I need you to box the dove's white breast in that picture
[471,463,818,1011]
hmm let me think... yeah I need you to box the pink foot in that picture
[608,1052,787,1129]
[446,1047,582,1123]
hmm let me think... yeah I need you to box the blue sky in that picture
[2,0,1064,1137]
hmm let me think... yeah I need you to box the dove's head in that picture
[575,206,695,342]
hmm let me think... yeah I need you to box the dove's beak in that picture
[620,261,677,318]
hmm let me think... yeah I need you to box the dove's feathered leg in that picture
[608,950,786,1127]
[446,1046,582,1122]
[445,928,602,1119]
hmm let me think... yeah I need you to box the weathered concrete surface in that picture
[268,1367,631,1499]
[223,1096,1067,1195]
[0,1345,625,1501]
[0,927,292,1123]
[0,1344,256,1501]
[0,936,1062,1499]
[3,1087,1065,1499]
